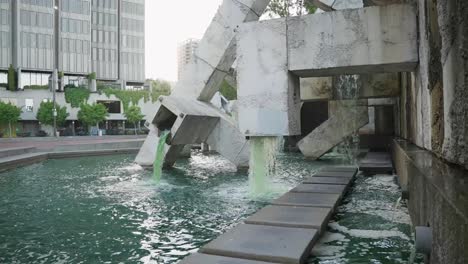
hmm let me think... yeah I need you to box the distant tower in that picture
[177,38,199,81]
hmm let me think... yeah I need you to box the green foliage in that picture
[23,85,49,90]
[124,105,144,124]
[87,72,96,80]
[102,88,149,111]
[7,64,16,91]
[78,103,109,127]
[0,101,22,137]
[265,0,317,17]
[124,105,144,134]
[219,80,237,100]
[65,86,90,108]
[36,101,69,127]
[58,71,64,79]
[149,79,172,102]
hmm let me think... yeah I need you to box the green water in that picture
[248,137,280,195]
[153,131,170,182]
[0,152,419,263]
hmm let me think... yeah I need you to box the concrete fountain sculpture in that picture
[136,0,418,176]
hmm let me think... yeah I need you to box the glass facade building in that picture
[0,0,145,89]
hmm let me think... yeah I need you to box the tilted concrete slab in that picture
[298,103,369,159]
[172,0,271,102]
[291,184,347,194]
[200,224,318,264]
[272,192,341,208]
[302,176,352,186]
[288,4,418,77]
[179,253,277,264]
[237,18,301,136]
[137,0,270,168]
[244,205,332,232]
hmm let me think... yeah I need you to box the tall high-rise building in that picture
[0,0,145,89]
[177,38,198,81]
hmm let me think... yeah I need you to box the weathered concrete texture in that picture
[136,96,250,168]
[300,77,333,101]
[302,73,400,101]
[200,224,318,264]
[172,0,271,102]
[179,253,277,264]
[291,184,347,194]
[393,139,468,264]
[298,103,368,159]
[437,0,468,169]
[206,114,250,168]
[288,4,418,77]
[237,18,301,136]
[245,205,332,231]
[0,147,36,158]
[302,176,352,186]
[272,192,341,208]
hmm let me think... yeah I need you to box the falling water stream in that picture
[153,131,170,182]
[248,136,280,195]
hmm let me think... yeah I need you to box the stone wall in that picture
[398,0,468,170]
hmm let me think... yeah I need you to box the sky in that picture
[145,0,223,82]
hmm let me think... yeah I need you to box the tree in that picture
[264,0,318,18]
[7,64,16,91]
[148,79,172,102]
[0,101,22,137]
[219,80,237,100]
[78,103,109,131]
[124,105,144,135]
[36,101,69,127]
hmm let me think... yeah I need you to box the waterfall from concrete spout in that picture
[153,131,170,182]
[248,136,280,195]
[334,75,361,164]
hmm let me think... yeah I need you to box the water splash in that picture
[153,131,170,183]
[248,136,280,196]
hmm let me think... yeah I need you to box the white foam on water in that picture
[329,222,410,240]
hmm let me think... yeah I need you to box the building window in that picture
[25,99,34,112]
[97,100,121,114]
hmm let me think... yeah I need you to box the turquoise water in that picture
[0,152,419,263]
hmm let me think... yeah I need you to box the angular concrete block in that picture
[298,105,369,159]
[200,224,318,264]
[179,253,276,264]
[291,184,347,194]
[173,0,271,101]
[288,4,418,76]
[244,205,332,231]
[237,18,301,136]
[302,176,352,186]
[272,192,341,208]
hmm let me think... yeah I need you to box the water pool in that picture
[0,152,419,263]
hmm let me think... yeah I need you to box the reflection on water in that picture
[0,152,336,263]
[0,152,419,264]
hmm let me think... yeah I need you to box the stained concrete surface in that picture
[272,192,340,208]
[200,224,318,264]
[179,253,277,264]
[291,184,347,194]
[244,205,332,231]
[302,176,352,186]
